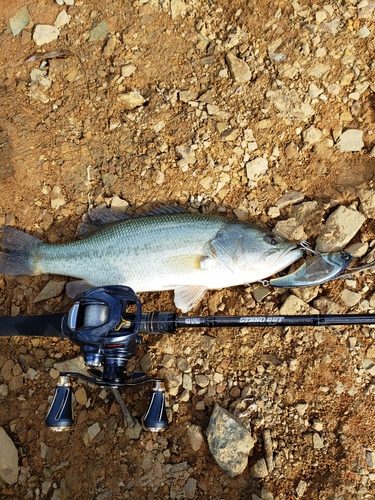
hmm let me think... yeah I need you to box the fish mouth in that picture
[267,244,304,272]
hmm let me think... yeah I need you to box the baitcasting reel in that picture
[46,286,170,432]
[4,280,375,434]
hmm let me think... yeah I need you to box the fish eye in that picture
[264,233,279,245]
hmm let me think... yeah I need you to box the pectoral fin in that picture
[174,285,208,312]
[66,280,94,298]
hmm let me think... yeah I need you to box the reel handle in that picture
[45,375,74,431]
[143,381,168,432]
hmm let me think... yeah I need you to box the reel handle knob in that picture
[143,380,168,432]
[45,375,74,431]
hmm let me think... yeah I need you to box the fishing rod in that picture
[1,285,374,432]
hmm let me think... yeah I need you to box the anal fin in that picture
[174,285,207,313]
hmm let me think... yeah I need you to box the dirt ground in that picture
[1,0,375,498]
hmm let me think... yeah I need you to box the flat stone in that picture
[140,353,152,373]
[275,191,304,208]
[54,356,86,374]
[366,450,375,468]
[321,18,341,34]
[33,281,65,302]
[344,241,368,258]
[51,186,66,210]
[303,126,322,146]
[10,6,30,36]
[117,92,146,110]
[316,206,365,252]
[111,195,129,211]
[250,458,269,478]
[308,63,330,79]
[313,432,324,449]
[179,90,198,102]
[89,20,108,41]
[274,218,306,241]
[0,384,8,397]
[176,144,196,167]
[184,477,197,499]
[226,52,252,83]
[103,35,117,57]
[171,0,187,19]
[8,374,24,391]
[279,295,311,315]
[33,25,60,46]
[340,289,361,308]
[314,297,344,314]
[296,480,307,497]
[207,405,255,477]
[0,427,19,484]
[75,386,87,405]
[125,419,142,439]
[87,422,101,441]
[336,129,364,152]
[221,128,239,141]
[158,368,182,396]
[358,189,375,218]
[54,10,70,28]
[195,374,209,388]
[187,424,204,451]
[121,64,137,77]
[246,157,268,184]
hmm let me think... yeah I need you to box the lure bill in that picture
[269,251,352,288]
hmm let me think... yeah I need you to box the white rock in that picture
[187,424,204,451]
[33,25,60,46]
[9,6,30,36]
[357,189,375,218]
[121,64,137,77]
[171,0,187,19]
[226,52,252,83]
[357,26,370,38]
[279,295,316,315]
[308,83,323,98]
[0,427,19,484]
[316,206,365,252]
[250,458,269,478]
[176,145,196,167]
[275,191,304,208]
[296,480,308,497]
[344,241,369,258]
[117,92,146,110]
[336,129,364,152]
[303,126,322,146]
[54,10,70,28]
[111,195,129,211]
[268,207,280,218]
[246,157,268,184]
[30,68,46,83]
[50,186,66,210]
[87,422,101,441]
[340,289,361,308]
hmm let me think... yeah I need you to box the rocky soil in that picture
[1,0,375,498]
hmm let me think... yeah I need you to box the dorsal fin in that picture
[77,205,189,238]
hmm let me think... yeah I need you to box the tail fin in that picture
[0,226,42,276]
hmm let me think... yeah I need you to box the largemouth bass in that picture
[0,207,303,312]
